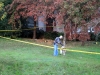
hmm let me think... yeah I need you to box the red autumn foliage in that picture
[6,0,100,44]
[94,24,100,34]
[78,32,90,41]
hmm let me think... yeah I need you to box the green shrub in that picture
[90,33,100,42]
[97,33,100,42]
[44,31,63,40]
[90,32,96,41]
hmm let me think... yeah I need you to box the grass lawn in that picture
[0,37,100,75]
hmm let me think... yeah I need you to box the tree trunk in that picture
[33,21,36,39]
[63,25,66,47]
[63,31,66,46]
[81,41,85,46]
[95,33,100,44]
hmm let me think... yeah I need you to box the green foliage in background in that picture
[0,2,7,20]
[44,31,64,40]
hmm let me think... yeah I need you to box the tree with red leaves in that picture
[62,0,100,46]
[6,0,100,46]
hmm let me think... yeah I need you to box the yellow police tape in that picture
[0,30,21,32]
[0,36,100,55]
